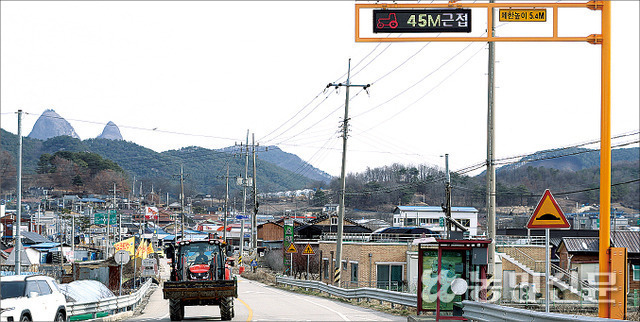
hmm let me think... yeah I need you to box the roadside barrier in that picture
[67,279,153,320]
[275,275,416,307]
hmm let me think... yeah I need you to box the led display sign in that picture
[373,9,472,33]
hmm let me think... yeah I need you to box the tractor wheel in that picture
[169,299,184,321]
[219,297,234,321]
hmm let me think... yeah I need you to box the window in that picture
[37,280,52,295]
[633,264,640,281]
[351,263,358,282]
[323,260,329,279]
[331,217,338,225]
[376,264,403,291]
[458,219,470,227]
[25,280,40,296]
[1,281,26,299]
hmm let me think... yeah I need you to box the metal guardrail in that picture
[462,300,619,321]
[67,279,153,318]
[275,276,417,307]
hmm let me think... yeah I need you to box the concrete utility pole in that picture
[113,183,120,241]
[217,163,233,243]
[243,130,249,248]
[15,110,23,275]
[327,59,370,285]
[252,133,258,250]
[180,165,185,240]
[224,164,230,242]
[444,154,452,238]
[486,0,497,277]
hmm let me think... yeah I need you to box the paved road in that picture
[126,261,405,321]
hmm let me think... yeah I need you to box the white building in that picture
[392,206,479,236]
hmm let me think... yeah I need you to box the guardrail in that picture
[275,275,416,307]
[67,279,153,319]
[462,300,619,321]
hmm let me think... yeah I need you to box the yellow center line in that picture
[238,298,253,321]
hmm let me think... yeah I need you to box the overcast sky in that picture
[1,1,638,178]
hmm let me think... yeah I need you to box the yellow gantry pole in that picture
[599,0,611,319]
[356,1,617,317]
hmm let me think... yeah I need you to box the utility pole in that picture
[444,154,452,239]
[180,165,185,240]
[243,130,249,250]
[486,0,497,278]
[327,59,370,285]
[15,110,23,275]
[172,166,188,242]
[252,133,258,250]
[112,183,121,242]
[224,164,230,243]
[217,164,233,243]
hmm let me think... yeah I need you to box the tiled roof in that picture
[612,231,640,253]
[561,237,599,252]
[561,231,639,254]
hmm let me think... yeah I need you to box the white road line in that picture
[247,279,350,321]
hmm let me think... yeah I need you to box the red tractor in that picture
[163,239,237,321]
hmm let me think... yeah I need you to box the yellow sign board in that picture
[302,244,315,255]
[499,9,546,22]
[286,243,297,253]
[526,190,570,229]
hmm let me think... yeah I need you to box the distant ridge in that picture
[27,109,80,140]
[496,147,639,173]
[219,145,333,183]
[97,121,123,140]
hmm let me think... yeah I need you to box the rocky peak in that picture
[27,109,80,140]
[97,121,123,140]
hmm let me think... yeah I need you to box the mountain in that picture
[27,109,80,140]
[219,145,333,184]
[0,129,327,194]
[496,147,639,173]
[96,121,123,140]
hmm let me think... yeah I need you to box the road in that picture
[126,265,405,321]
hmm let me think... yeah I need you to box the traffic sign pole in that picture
[545,228,550,313]
[306,253,310,280]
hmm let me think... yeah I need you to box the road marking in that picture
[238,298,253,322]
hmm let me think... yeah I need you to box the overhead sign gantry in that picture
[356,1,619,319]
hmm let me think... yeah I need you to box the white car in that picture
[0,275,67,322]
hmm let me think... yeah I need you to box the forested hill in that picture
[0,129,321,195]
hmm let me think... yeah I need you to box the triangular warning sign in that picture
[302,244,315,255]
[526,189,570,229]
[286,243,297,253]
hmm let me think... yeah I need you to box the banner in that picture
[145,206,159,220]
[136,239,147,258]
[114,237,135,256]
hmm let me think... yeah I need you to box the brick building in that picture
[318,241,411,290]
[556,231,640,293]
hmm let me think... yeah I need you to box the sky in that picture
[1,1,638,179]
